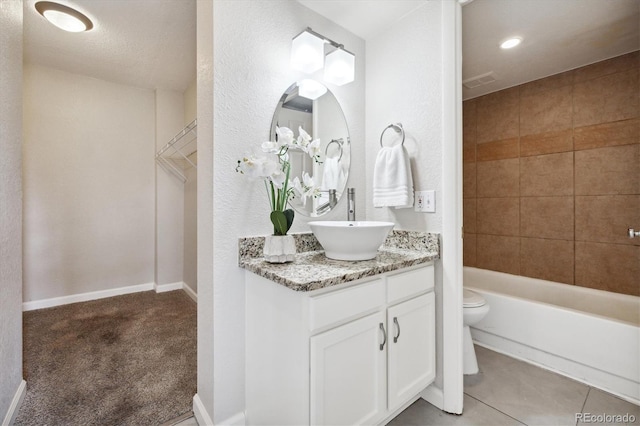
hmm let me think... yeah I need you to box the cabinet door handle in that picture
[393,317,400,343]
[379,322,387,351]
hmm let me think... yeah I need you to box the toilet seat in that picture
[463,289,486,308]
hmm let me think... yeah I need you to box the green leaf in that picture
[283,209,295,234]
[270,211,288,236]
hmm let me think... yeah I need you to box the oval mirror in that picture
[270,81,350,217]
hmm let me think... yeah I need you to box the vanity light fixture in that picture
[500,37,522,49]
[35,1,94,33]
[298,79,327,100]
[291,27,355,86]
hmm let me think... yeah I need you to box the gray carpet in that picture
[15,290,197,426]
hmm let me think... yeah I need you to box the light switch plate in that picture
[415,190,436,213]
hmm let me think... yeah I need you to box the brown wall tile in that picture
[463,162,476,198]
[574,118,639,151]
[575,144,640,195]
[476,138,519,162]
[520,152,573,196]
[520,84,573,137]
[520,129,574,157]
[575,195,640,245]
[574,69,639,128]
[477,87,520,144]
[463,99,477,146]
[477,197,519,236]
[575,242,640,296]
[464,145,476,163]
[464,198,477,234]
[520,196,574,240]
[463,233,477,267]
[521,237,574,284]
[476,234,520,275]
[519,71,574,97]
[477,158,519,198]
[573,51,639,83]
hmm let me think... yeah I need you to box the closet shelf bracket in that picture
[155,119,197,183]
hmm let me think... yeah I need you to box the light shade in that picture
[324,48,355,86]
[298,79,327,100]
[500,37,522,49]
[291,30,326,73]
[35,1,93,32]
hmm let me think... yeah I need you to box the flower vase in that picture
[263,235,296,263]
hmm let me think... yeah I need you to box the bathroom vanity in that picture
[240,231,439,425]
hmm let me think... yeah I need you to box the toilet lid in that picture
[463,289,486,307]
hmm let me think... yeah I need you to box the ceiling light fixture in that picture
[291,27,355,86]
[500,37,522,49]
[35,1,94,33]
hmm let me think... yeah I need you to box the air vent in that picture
[463,71,497,89]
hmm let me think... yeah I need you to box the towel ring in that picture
[325,138,343,161]
[380,123,405,147]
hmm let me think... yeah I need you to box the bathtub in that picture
[464,267,640,405]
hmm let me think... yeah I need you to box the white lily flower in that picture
[297,126,312,148]
[307,138,321,159]
[238,155,278,179]
[276,126,295,147]
[270,168,286,189]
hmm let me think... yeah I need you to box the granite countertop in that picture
[238,230,440,292]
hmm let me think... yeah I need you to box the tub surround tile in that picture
[476,138,519,162]
[463,198,477,234]
[463,233,477,267]
[575,195,640,246]
[520,196,574,241]
[477,88,520,144]
[238,231,439,292]
[465,346,590,426]
[464,162,477,197]
[477,158,520,198]
[477,198,519,237]
[574,118,639,151]
[463,99,477,145]
[519,70,574,97]
[520,152,574,197]
[519,84,573,137]
[464,145,476,163]
[520,238,574,285]
[575,242,640,296]
[476,235,520,275]
[573,69,639,128]
[573,51,639,84]
[520,129,573,157]
[575,144,640,195]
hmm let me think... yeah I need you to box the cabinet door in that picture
[310,311,387,426]
[387,292,436,411]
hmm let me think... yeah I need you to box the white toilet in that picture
[463,288,490,375]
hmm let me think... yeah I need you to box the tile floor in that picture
[175,345,640,426]
[390,346,640,426]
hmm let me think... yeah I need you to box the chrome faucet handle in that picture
[629,228,640,238]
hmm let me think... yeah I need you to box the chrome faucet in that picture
[316,189,337,215]
[347,188,356,221]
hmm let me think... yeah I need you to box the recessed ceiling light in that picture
[500,37,522,49]
[35,1,93,32]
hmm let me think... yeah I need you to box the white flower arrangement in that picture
[236,126,321,235]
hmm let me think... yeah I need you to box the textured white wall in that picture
[365,2,446,388]
[183,79,198,293]
[155,89,185,286]
[211,0,366,421]
[22,64,156,302]
[0,0,23,420]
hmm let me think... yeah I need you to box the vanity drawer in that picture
[309,278,385,333]
[387,264,434,305]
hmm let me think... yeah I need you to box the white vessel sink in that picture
[308,221,395,261]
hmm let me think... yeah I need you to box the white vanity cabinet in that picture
[245,263,435,426]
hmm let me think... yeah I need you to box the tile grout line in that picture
[575,387,592,426]
[464,392,529,426]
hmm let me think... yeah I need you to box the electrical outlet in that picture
[414,190,435,213]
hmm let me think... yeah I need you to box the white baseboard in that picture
[2,379,26,426]
[155,281,184,293]
[193,394,214,426]
[420,383,445,411]
[182,282,198,302]
[22,282,155,311]
[217,411,246,426]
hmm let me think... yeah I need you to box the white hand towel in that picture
[321,157,344,190]
[373,144,414,208]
